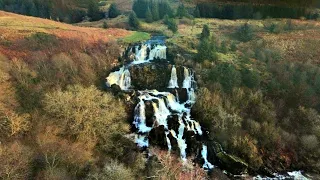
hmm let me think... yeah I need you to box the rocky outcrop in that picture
[207,141,248,175]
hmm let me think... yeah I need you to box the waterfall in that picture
[152,99,170,129]
[183,67,192,88]
[202,145,214,169]
[133,99,152,133]
[106,67,131,90]
[168,65,179,88]
[134,44,148,63]
[106,37,214,170]
[132,43,167,64]
[149,45,167,60]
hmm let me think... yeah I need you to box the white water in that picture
[106,42,167,89]
[132,44,167,64]
[253,171,310,180]
[202,145,214,169]
[168,65,179,88]
[106,67,131,90]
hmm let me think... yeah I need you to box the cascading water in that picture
[168,65,179,88]
[129,43,167,64]
[106,67,131,90]
[105,37,309,179]
[107,38,213,167]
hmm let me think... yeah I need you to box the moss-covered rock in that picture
[208,141,248,175]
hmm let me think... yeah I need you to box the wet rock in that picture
[148,126,167,148]
[145,101,154,125]
[167,115,180,132]
[110,84,121,94]
[130,63,172,91]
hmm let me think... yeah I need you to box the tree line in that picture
[133,0,174,21]
[195,3,316,19]
[0,0,112,23]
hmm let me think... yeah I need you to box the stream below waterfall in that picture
[105,36,311,179]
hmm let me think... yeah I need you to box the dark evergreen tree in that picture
[129,11,140,29]
[210,63,242,92]
[151,1,160,21]
[167,19,178,33]
[241,69,261,88]
[159,0,173,18]
[132,0,148,18]
[145,7,153,23]
[88,0,103,21]
[176,3,187,18]
[200,24,210,40]
[0,0,3,9]
[196,39,217,63]
[194,6,200,18]
[236,23,254,42]
[108,3,120,18]
[29,2,38,16]
[163,14,169,25]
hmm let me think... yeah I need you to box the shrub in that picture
[209,63,242,93]
[37,126,94,177]
[301,135,319,151]
[43,85,129,142]
[236,23,254,42]
[87,160,135,180]
[220,41,228,54]
[0,142,33,180]
[26,32,58,50]
[241,68,261,89]
[103,21,108,29]
[265,22,282,34]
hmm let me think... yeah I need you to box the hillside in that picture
[1,0,320,178]
[0,11,132,59]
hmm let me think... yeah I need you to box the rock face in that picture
[208,141,248,175]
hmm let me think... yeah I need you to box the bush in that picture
[167,19,178,33]
[265,22,282,34]
[43,85,129,142]
[301,135,319,151]
[0,142,33,180]
[103,21,108,29]
[209,63,242,93]
[236,23,254,42]
[26,32,58,50]
[241,68,261,89]
[87,160,135,180]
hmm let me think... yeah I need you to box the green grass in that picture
[121,31,151,43]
